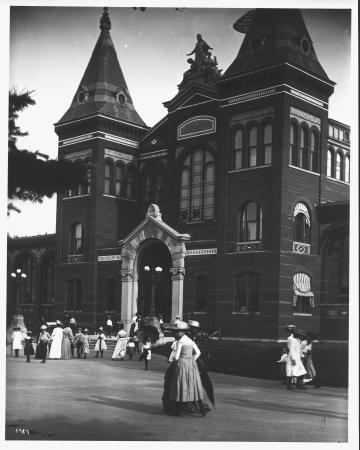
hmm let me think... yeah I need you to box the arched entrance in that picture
[137,240,172,321]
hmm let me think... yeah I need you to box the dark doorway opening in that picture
[137,240,172,321]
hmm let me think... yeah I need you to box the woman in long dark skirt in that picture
[24,331,35,363]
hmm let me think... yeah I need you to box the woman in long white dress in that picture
[285,326,307,389]
[112,328,127,360]
[48,321,63,359]
[11,326,23,357]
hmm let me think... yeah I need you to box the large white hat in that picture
[188,320,200,328]
[176,320,189,330]
[40,325,47,330]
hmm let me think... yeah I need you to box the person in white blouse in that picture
[166,321,207,416]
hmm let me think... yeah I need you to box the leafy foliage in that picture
[8,90,88,213]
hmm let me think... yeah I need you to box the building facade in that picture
[7,8,350,339]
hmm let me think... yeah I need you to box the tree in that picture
[8,89,88,214]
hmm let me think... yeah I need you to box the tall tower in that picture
[216,9,335,338]
[53,8,148,324]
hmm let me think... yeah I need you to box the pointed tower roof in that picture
[57,8,146,127]
[223,9,331,83]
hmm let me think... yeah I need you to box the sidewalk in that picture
[5,347,347,441]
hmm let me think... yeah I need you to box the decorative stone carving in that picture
[146,204,162,221]
[236,242,264,252]
[121,269,134,281]
[170,267,186,280]
[293,242,311,254]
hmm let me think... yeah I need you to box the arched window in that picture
[309,130,318,172]
[69,223,84,254]
[106,278,116,311]
[293,203,310,244]
[249,127,257,167]
[144,173,165,207]
[336,152,343,180]
[240,202,263,241]
[293,272,314,313]
[85,159,92,194]
[325,234,349,304]
[155,175,165,204]
[115,164,122,197]
[195,275,207,312]
[15,256,34,304]
[345,155,350,183]
[126,166,135,198]
[104,160,113,194]
[327,148,334,177]
[299,126,308,169]
[66,279,81,311]
[290,123,297,165]
[40,254,54,305]
[264,124,272,165]
[234,129,243,169]
[179,150,215,222]
[234,272,260,312]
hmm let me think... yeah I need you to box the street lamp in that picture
[144,265,163,316]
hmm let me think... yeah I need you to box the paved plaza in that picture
[6,346,347,442]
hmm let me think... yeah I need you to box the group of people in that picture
[277,324,320,389]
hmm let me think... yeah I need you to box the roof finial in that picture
[100,7,111,31]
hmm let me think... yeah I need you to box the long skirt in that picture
[36,341,48,360]
[61,337,72,359]
[169,357,203,403]
[94,339,107,352]
[305,354,316,378]
[112,338,127,359]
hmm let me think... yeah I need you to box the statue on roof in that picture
[187,34,213,66]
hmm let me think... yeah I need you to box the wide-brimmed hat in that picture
[175,320,189,331]
[56,320,62,325]
[84,328,88,332]
[285,324,297,332]
[98,326,104,331]
[27,331,33,335]
[188,320,200,328]
[40,325,47,330]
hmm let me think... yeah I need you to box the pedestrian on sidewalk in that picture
[127,337,135,360]
[276,347,288,384]
[37,325,51,363]
[94,327,107,358]
[302,332,320,387]
[24,331,34,363]
[82,328,90,358]
[167,321,207,416]
[112,326,127,360]
[285,325,307,390]
[61,324,74,360]
[141,338,152,370]
[162,330,180,414]
[106,316,113,338]
[11,326,23,357]
[74,327,85,359]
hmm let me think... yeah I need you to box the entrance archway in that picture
[137,239,172,321]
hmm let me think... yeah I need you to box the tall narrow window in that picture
[204,163,215,220]
[293,273,314,314]
[155,175,165,204]
[85,161,92,194]
[191,150,203,220]
[66,279,81,311]
[336,152,343,180]
[234,272,260,312]
[327,149,334,177]
[104,160,113,194]
[195,275,207,312]
[345,155,350,182]
[309,131,318,172]
[249,127,257,167]
[264,124,272,164]
[69,223,83,254]
[299,127,308,169]
[240,202,263,241]
[293,203,310,243]
[180,166,190,222]
[106,278,116,311]
[290,123,297,165]
[126,167,135,198]
[234,129,243,169]
[115,164,122,197]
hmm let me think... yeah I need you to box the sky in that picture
[5,2,354,237]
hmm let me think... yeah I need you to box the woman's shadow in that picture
[75,395,163,416]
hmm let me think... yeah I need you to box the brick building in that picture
[7,8,350,340]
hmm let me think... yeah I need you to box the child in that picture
[82,328,90,358]
[94,327,107,358]
[141,338,152,370]
[74,327,85,359]
[127,337,136,360]
[24,331,35,363]
[37,325,51,363]
[11,326,23,357]
[277,347,288,384]
[133,334,140,355]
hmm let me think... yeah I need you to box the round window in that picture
[117,93,126,105]
[300,37,310,54]
[78,91,86,103]
[250,37,261,51]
